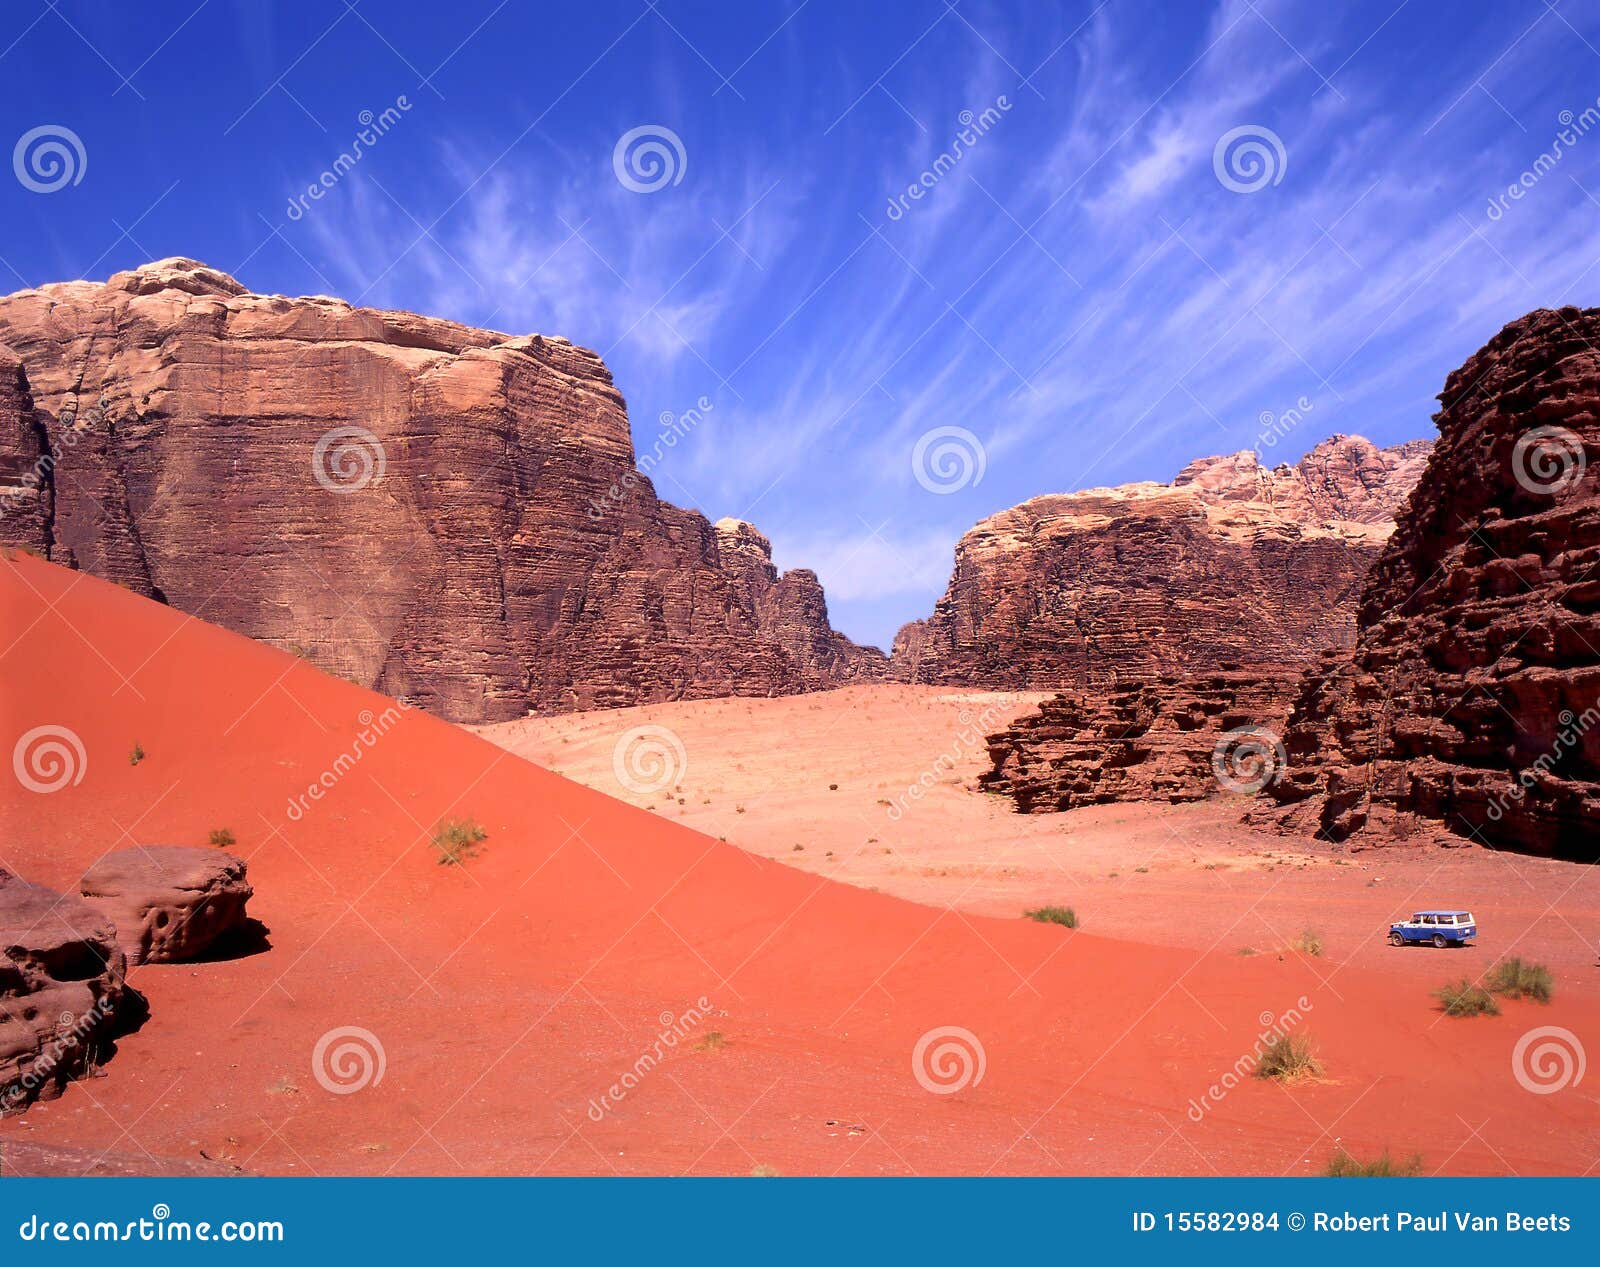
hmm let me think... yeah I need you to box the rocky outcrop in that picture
[1261,309,1600,859]
[0,259,883,722]
[890,435,1431,689]
[79,848,253,966]
[1,870,132,1114]
[981,667,1300,812]
[0,346,50,556]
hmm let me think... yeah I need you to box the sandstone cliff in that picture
[0,259,884,721]
[890,435,1431,689]
[981,667,1301,813]
[1262,308,1600,859]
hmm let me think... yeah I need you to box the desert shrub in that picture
[432,817,487,866]
[1325,1148,1422,1177]
[749,1164,780,1177]
[129,742,145,766]
[1435,979,1499,1017]
[1484,957,1553,1004]
[1255,1034,1322,1081]
[208,827,236,848]
[1292,928,1324,956]
[1024,905,1078,929]
[697,1031,726,1051]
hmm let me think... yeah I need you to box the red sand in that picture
[2,554,1597,1176]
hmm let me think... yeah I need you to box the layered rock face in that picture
[79,848,254,966]
[0,346,50,556]
[981,668,1300,813]
[890,435,1431,689]
[1263,309,1600,859]
[1,870,132,1114]
[0,260,883,721]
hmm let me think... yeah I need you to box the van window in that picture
[1421,915,1436,925]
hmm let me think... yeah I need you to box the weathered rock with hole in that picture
[78,847,253,966]
[1,869,130,1114]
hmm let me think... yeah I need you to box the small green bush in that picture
[208,827,236,848]
[1325,1148,1423,1177]
[432,817,487,866]
[129,742,145,766]
[1435,979,1499,1017]
[1292,928,1324,957]
[1024,905,1078,929]
[1256,1034,1322,1081]
[1484,957,1553,1004]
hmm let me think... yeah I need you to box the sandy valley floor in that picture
[478,685,1600,1002]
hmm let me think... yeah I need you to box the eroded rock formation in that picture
[981,667,1300,812]
[0,259,883,722]
[1261,308,1600,858]
[0,346,50,557]
[891,435,1431,689]
[1,870,132,1114]
[79,848,254,966]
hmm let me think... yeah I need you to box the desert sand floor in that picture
[4,556,1596,1177]
[477,686,1600,1002]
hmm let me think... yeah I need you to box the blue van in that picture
[1389,910,1477,947]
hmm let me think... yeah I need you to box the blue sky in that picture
[4,1,1600,649]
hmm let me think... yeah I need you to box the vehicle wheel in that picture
[1432,933,1448,948]
[1389,932,1405,947]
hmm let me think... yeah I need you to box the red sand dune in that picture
[1,553,1596,1175]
